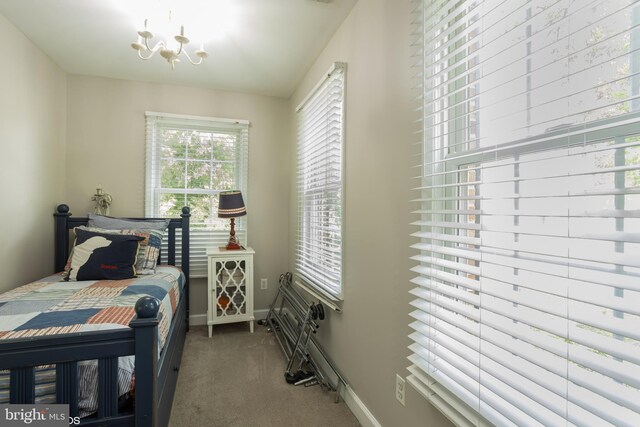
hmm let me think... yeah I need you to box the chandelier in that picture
[131,17,208,69]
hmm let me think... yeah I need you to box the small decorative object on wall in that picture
[218,190,246,250]
[92,185,113,216]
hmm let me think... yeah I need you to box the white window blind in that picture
[145,112,249,278]
[296,62,346,299]
[410,1,640,426]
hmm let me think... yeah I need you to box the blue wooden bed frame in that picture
[0,204,191,427]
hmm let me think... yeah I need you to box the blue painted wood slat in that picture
[56,362,79,417]
[98,357,119,419]
[10,367,35,404]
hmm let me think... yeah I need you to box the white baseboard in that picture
[189,309,270,326]
[341,385,382,427]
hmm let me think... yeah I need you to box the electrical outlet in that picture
[260,278,268,290]
[396,374,405,406]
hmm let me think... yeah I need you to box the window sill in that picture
[293,278,342,312]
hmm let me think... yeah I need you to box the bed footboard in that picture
[0,296,162,427]
[0,205,193,425]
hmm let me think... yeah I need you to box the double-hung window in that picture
[410,1,640,426]
[145,112,249,278]
[295,62,346,299]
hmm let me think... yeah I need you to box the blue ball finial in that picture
[135,296,160,319]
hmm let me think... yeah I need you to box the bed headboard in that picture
[53,204,191,285]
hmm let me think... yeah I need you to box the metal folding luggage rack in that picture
[260,272,347,402]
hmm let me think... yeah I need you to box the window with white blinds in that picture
[296,62,346,299]
[145,112,249,278]
[410,1,640,426]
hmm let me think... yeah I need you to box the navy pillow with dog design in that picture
[67,228,144,281]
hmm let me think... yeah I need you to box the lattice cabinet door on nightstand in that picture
[207,247,255,337]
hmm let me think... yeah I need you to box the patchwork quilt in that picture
[0,266,185,416]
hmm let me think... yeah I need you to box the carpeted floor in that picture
[169,324,361,427]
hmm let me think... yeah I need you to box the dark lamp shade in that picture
[218,191,247,218]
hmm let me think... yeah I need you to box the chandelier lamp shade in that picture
[218,191,246,250]
[131,18,208,69]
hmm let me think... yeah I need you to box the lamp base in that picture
[225,217,242,250]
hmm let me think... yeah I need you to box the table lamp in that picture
[218,190,246,250]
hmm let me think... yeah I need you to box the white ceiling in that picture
[0,0,357,98]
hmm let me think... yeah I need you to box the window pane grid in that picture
[146,113,249,277]
[411,0,640,425]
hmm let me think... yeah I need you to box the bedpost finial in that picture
[181,206,191,216]
[134,296,160,319]
[56,204,70,214]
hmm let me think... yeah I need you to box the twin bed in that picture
[0,204,191,426]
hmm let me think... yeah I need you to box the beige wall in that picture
[0,13,67,292]
[65,75,290,314]
[289,1,452,426]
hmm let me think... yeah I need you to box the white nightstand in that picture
[206,246,255,337]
